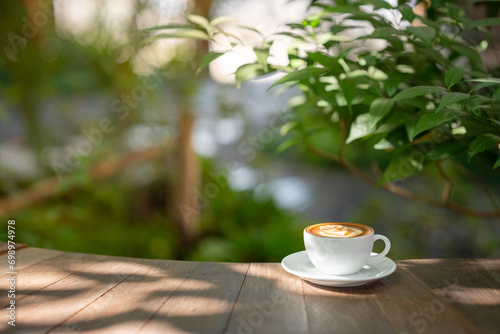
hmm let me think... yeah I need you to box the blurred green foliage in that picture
[189,161,305,262]
[169,0,500,217]
[3,157,305,262]
[1,0,500,263]
[0,0,307,263]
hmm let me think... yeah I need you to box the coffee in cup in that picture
[304,222,391,276]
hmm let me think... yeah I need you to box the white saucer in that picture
[281,251,396,287]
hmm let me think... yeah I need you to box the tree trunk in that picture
[168,0,211,253]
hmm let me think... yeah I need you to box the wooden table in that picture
[1,243,499,333]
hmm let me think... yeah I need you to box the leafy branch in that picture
[142,0,500,218]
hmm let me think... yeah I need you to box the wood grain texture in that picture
[0,246,497,334]
[367,266,478,334]
[0,246,61,273]
[0,254,147,333]
[48,259,200,333]
[138,261,249,334]
[224,263,308,334]
[302,280,393,333]
[476,258,500,283]
[0,250,104,307]
[400,259,500,334]
[0,240,27,255]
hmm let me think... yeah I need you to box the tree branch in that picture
[0,144,171,217]
[307,144,500,219]
[436,160,453,205]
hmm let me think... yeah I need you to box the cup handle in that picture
[370,234,391,260]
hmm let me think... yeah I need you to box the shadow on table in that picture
[8,254,307,333]
[7,254,500,333]
[396,258,500,333]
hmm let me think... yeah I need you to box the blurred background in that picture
[1,0,499,262]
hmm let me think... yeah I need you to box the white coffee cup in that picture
[304,222,391,276]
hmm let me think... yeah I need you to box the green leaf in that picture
[443,3,465,21]
[412,14,438,29]
[468,17,500,29]
[407,26,436,44]
[276,31,307,41]
[235,63,267,88]
[468,77,500,84]
[419,47,448,66]
[275,138,299,154]
[339,78,356,111]
[468,133,500,162]
[317,33,350,44]
[358,0,393,9]
[210,16,236,26]
[139,24,191,32]
[212,27,244,43]
[307,52,338,67]
[196,52,224,75]
[384,74,400,97]
[334,91,364,107]
[268,67,328,90]
[436,92,469,113]
[346,114,375,143]
[146,30,209,42]
[187,14,210,29]
[280,121,298,136]
[410,110,463,140]
[427,141,466,160]
[374,138,393,150]
[465,95,493,113]
[358,27,405,49]
[321,4,362,14]
[469,82,498,92]
[369,98,393,127]
[254,48,269,68]
[361,26,404,39]
[462,119,498,137]
[451,44,482,64]
[330,25,352,35]
[391,86,445,102]
[398,4,415,23]
[287,23,305,30]
[492,87,500,100]
[378,147,426,184]
[368,66,388,81]
[494,156,500,169]
[444,68,465,89]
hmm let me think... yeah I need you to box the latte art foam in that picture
[307,223,371,238]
